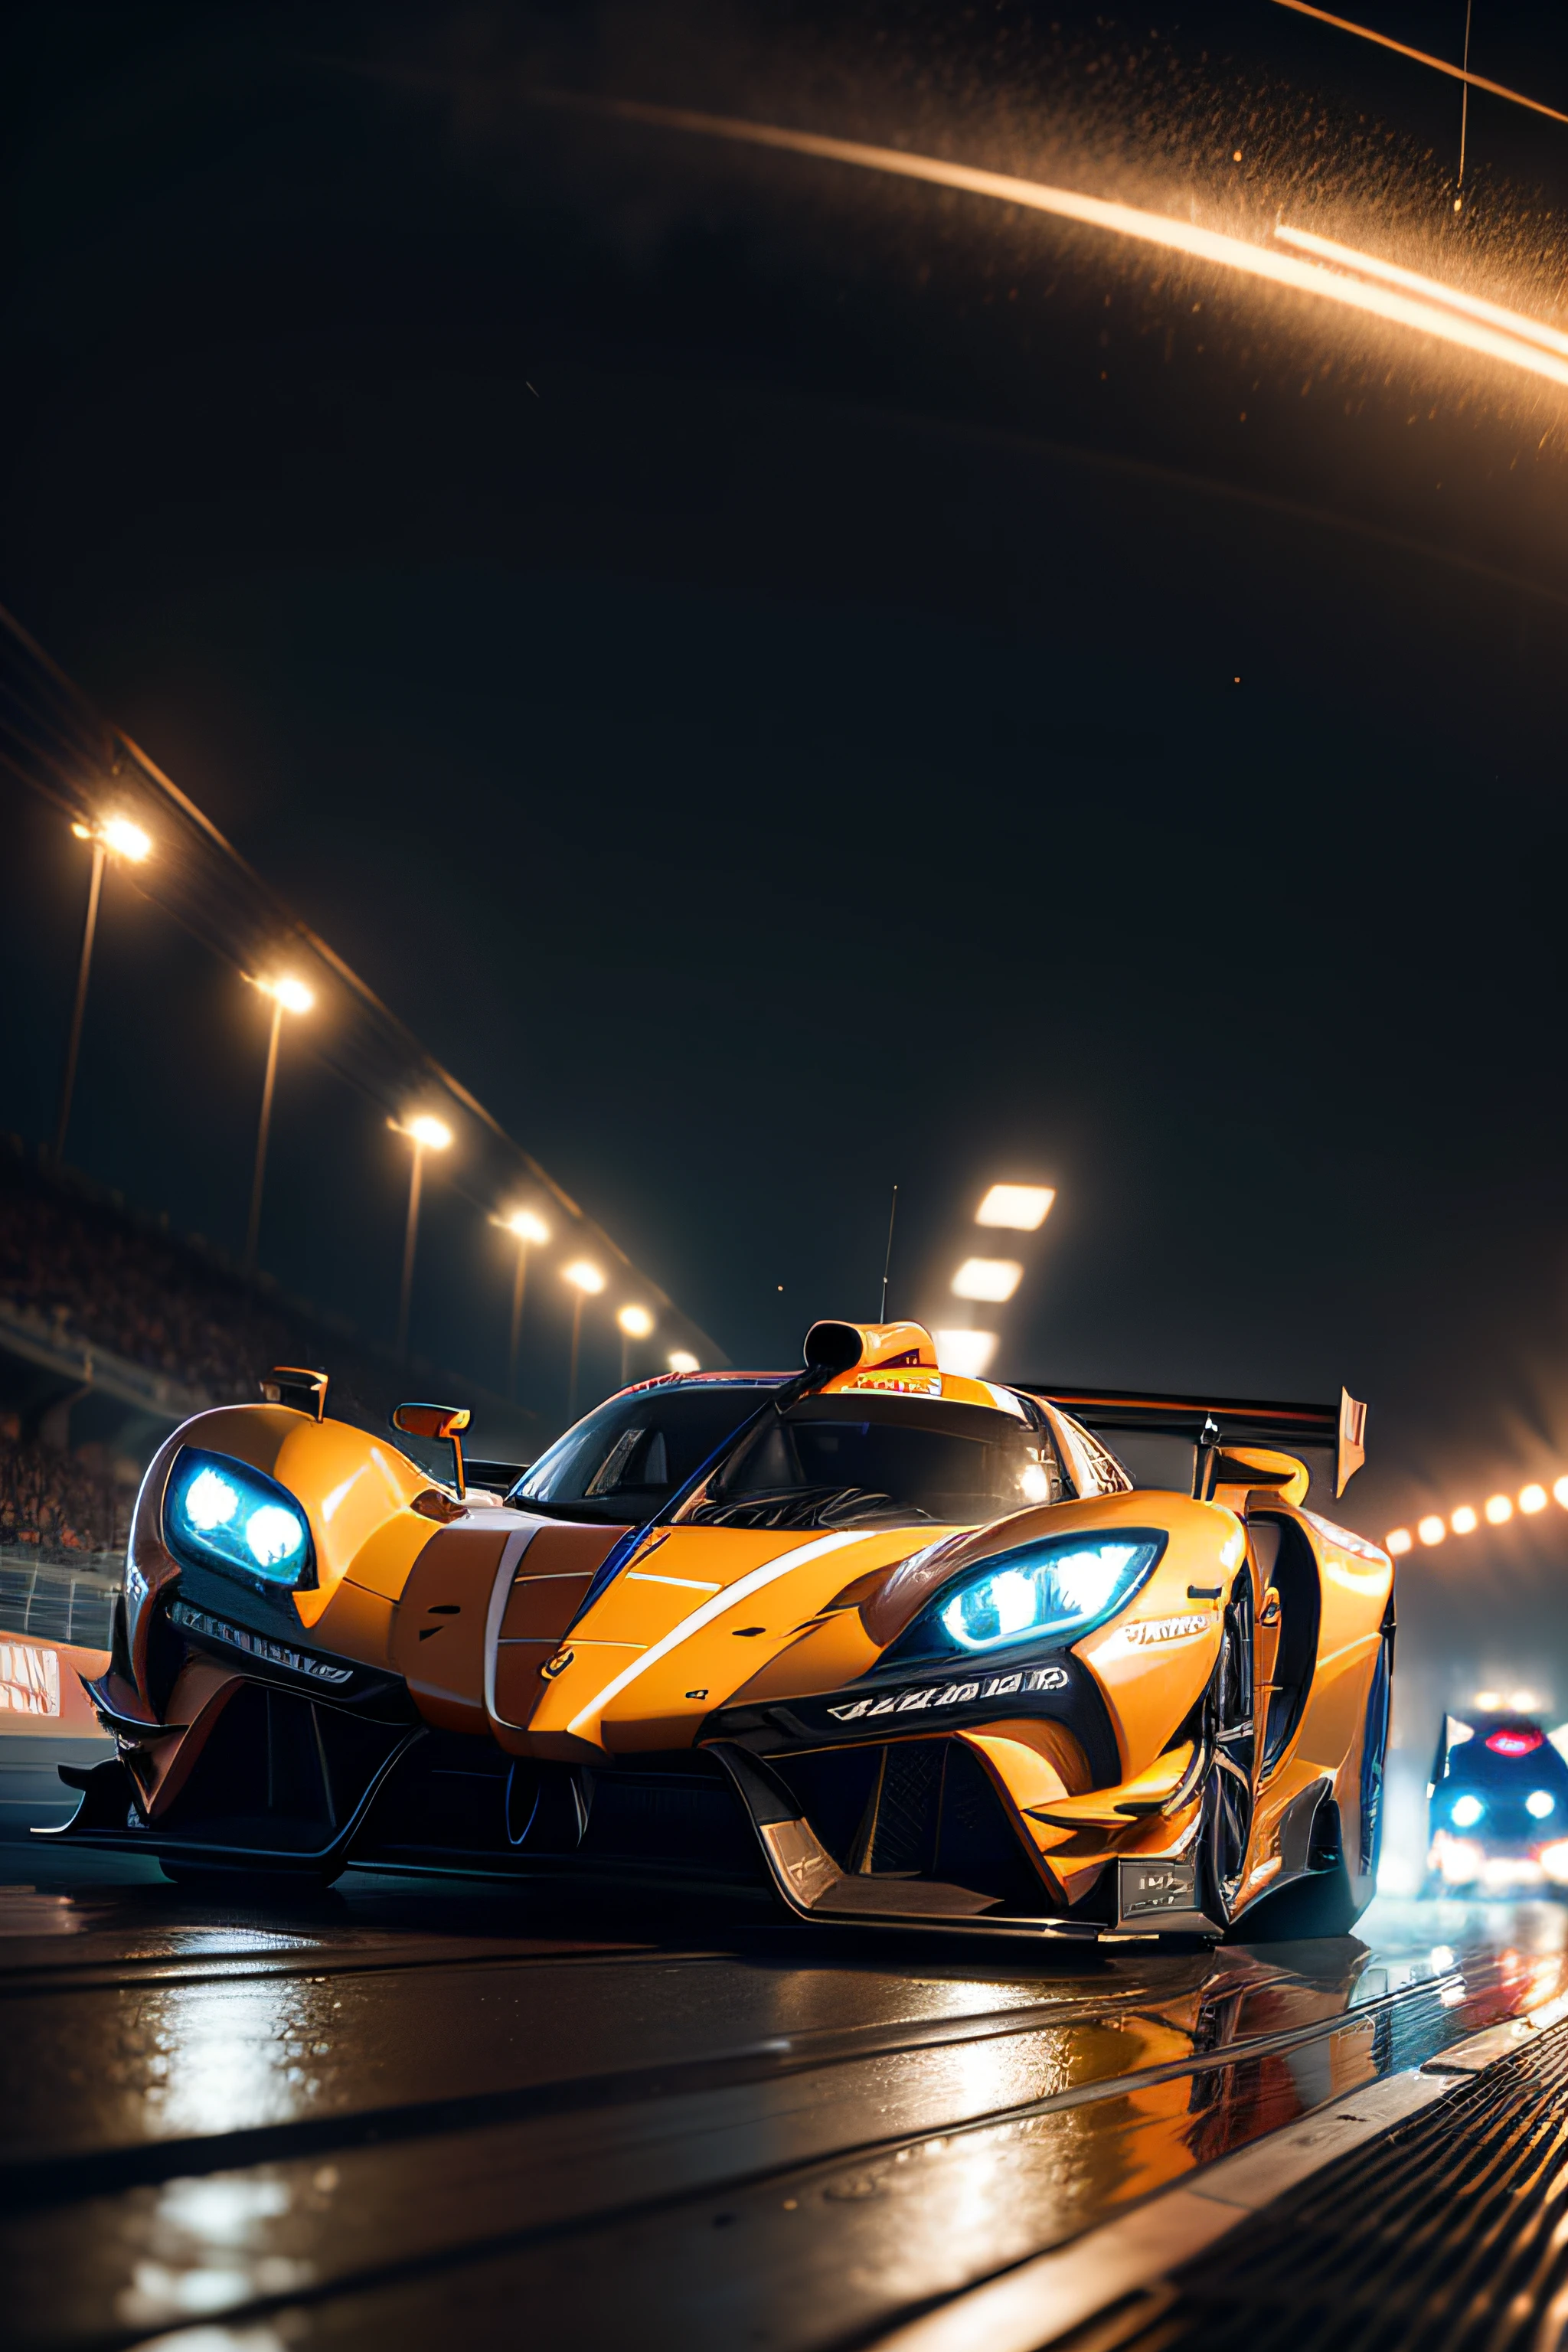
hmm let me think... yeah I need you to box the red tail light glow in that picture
[1487,1729,1545,1757]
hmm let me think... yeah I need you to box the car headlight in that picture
[898,1530,1166,1658]
[1436,1834,1485,1882]
[1449,1793,1485,1830]
[1527,1790,1557,1820]
[165,1448,314,1589]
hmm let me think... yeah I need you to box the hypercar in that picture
[52,1318,1391,1940]
[1427,1710,1568,1895]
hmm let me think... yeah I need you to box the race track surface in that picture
[2,1837,1560,2352]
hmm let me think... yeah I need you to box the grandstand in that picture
[0,1136,539,1625]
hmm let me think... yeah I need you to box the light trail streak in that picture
[1276,224,1568,358]
[545,94,1568,392]
[1269,0,1568,130]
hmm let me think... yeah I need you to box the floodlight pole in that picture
[508,1237,532,1402]
[53,841,105,1165]
[397,1138,427,1361]
[244,997,285,1276]
[567,1290,586,1419]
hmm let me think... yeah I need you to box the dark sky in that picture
[4,0,1568,1720]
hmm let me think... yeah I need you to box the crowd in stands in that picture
[0,1414,131,1558]
[0,1144,519,1560]
[0,1147,327,1560]
[0,1151,296,1403]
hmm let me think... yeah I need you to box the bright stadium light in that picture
[407,1115,453,1152]
[668,1351,700,1374]
[505,1208,550,1246]
[100,815,152,863]
[1417,1515,1446,1547]
[952,1258,1023,1303]
[259,974,315,1017]
[564,1261,605,1295]
[617,1302,655,1385]
[1521,1484,1548,1514]
[976,1184,1055,1230]
[936,1329,998,1377]
[1451,1505,1478,1535]
[244,975,315,1273]
[1386,1527,1413,1556]
[1485,1494,1514,1525]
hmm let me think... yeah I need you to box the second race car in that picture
[1427,1709,1568,1894]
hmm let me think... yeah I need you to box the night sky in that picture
[5,3,1568,1776]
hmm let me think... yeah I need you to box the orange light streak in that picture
[1269,0,1568,130]
[549,95,1568,392]
[1276,224,1568,359]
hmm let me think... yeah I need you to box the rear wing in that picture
[1020,1383,1367,1499]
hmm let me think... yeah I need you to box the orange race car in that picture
[51,1319,1390,1941]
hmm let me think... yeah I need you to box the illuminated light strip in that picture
[1388,1474,1568,1553]
[540,93,1568,391]
[1276,225,1568,359]
[1269,0,1568,129]
[566,1527,864,1738]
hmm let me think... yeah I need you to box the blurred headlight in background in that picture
[1437,1836,1485,1882]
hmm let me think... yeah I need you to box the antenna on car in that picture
[878,1183,899,1322]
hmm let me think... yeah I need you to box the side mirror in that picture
[392,1401,472,1498]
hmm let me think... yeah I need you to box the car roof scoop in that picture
[802,1319,939,1374]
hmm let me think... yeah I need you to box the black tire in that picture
[1238,1658,1393,1945]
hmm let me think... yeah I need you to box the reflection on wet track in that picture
[2,1842,1563,2352]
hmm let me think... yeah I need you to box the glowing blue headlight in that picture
[910,1530,1165,1657]
[165,1449,314,1588]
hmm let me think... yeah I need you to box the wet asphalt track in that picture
[1,1835,1561,2352]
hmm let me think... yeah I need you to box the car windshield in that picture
[678,1393,1062,1530]
[512,1382,777,1521]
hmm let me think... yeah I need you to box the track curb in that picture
[868,1998,1568,2352]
